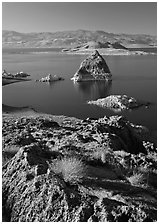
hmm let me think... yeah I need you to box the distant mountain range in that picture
[2,30,157,48]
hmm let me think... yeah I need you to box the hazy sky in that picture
[2,2,157,35]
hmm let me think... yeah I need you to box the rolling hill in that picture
[2,29,157,48]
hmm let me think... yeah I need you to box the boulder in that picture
[2,70,14,78]
[38,74,64,82]
[88,95,150,111]
[71,50,112,82]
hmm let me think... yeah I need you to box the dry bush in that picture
[52,157,86,185]
[114,150,130,157]
[92,148,115,165]
[127,173,145,186]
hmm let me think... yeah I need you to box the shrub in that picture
[127,173,145,186]
[51,157,86,185]
[91,148,115,165]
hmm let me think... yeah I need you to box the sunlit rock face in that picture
[71,50,112,82]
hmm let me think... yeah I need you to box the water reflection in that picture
[36,80,64,89]
[73,81,112,100]
[47,81,63,89]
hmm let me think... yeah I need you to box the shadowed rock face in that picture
[71,50,112,82]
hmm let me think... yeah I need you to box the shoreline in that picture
[61,48,156,56]
[2,104,157,145]
[2,77,31,86]
[2,47,157,56]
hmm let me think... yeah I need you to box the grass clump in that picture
[91,147,116,166]
[127,173,145,186]
[52,157,86,185]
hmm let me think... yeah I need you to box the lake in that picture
[2,48,157,131]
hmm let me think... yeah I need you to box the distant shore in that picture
[61,48,156,56]
[2,46,157,56]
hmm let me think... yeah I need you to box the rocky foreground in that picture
[2,112,157,222]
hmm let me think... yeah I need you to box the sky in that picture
[2,2,157,35]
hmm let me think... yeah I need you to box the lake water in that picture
[2,48,157,131]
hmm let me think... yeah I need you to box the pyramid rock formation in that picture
[71,50,112,82]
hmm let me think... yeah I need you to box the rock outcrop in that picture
[71,50,112,82]
[14,71,30,78]
[2,114,156,222]
[2,70,31,86]
[88,95,150,111]
[37,74,64,82]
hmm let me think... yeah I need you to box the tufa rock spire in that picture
[71,50,112,82]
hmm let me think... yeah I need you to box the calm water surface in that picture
[2,48,157,131]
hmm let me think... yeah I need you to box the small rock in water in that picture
[38,74,64,82]
[88,95,150,111]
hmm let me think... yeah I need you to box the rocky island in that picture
[2,70,31,85]
[71,50,112,82]
[88,95,150,111]
[36,74,64,82]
